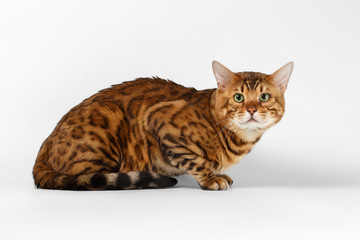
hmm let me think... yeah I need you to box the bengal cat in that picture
[33,61,293,190]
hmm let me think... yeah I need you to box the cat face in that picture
[212,61,293,134]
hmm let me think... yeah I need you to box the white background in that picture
[1,0,359,239]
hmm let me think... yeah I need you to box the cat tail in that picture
[33,164,177,190]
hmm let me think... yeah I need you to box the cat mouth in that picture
[246,118,258,123]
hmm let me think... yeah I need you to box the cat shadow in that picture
[174,156,360,189]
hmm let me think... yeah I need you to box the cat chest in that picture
[215,141,256,173]
[216,154,246,173]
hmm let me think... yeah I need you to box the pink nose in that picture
[247,106,257,115]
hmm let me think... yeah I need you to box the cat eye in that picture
[233,93,244,103]
[260,93,271,102]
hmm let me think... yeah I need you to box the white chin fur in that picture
[233,115,274,131]
[245,120,271,130]
[230,114,277,142]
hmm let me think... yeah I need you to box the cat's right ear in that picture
[212,61,236,92]
[271,62,294,94]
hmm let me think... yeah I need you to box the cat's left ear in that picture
[271,62,294,94]
[212,61,236,92]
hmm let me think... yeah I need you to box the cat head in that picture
[212,61,293,140]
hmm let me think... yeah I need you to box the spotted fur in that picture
[33,61,293,190]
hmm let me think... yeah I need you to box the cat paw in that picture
[199,175,232,190]
[217,174,233,186]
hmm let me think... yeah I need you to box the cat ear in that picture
[212,61,236,92]
[271,62,294,93]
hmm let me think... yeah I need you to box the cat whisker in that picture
[212,114,246,128]
[224,123,234,141]
[212,118,231,127]
[227,124,238,142]
[209,122,234,143]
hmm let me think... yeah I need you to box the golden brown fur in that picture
[33,61,293,190]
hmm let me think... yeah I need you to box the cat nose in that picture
[247,106,257,115]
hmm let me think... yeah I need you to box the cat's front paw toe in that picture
[200,176,230,190]
[217,174,233,186]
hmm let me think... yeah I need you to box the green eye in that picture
[233,93,244,103]
[260,93,270,102]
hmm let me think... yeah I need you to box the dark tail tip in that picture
[159,176,178,188]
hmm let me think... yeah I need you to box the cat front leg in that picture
[166,150,233,190]
[183,157,233,190]
[158,131,233,190]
